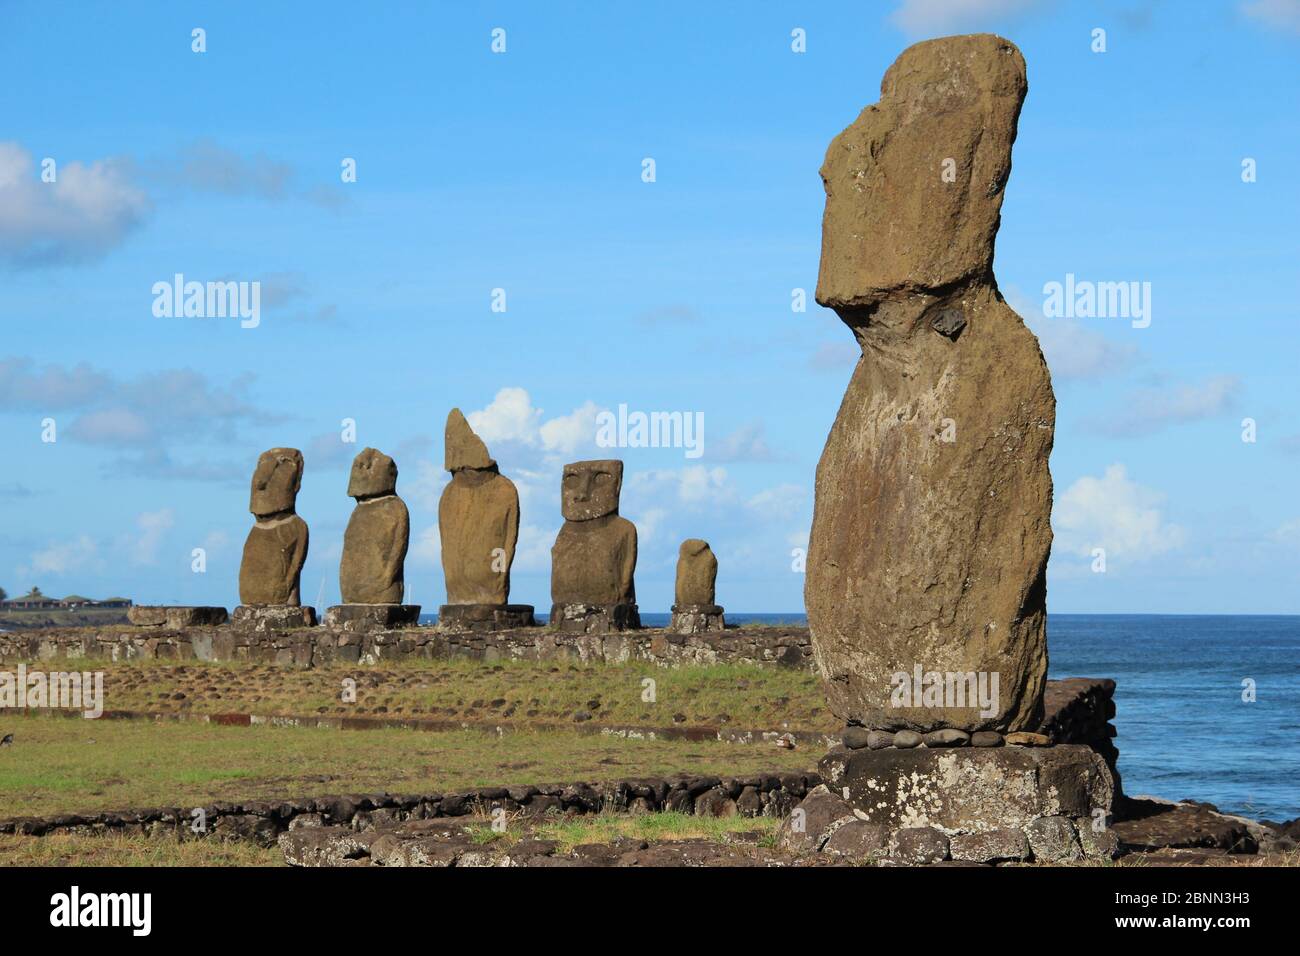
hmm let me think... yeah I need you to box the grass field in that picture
[0,711,817,819]
[40,657,834,730]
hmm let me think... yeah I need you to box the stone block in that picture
[820,744,1114,834]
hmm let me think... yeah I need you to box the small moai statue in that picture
[234,447,315,630]
[437,409,535,630]
[549,459,639,632]
[324,448,419,630]
[669,539,725,634]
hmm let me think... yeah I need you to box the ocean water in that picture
[423,611,1300,821]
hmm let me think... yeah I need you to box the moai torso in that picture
[550,459,637,606]
[439,469,519,605]
[341,495,409,604]
[551,515,638,605]
[240,514,309,605]
[437,408,521,606]
[239,447,309,606]
[674,539,717,606]
[337,448,409,604]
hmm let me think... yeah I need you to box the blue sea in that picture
[422,612,1300,821]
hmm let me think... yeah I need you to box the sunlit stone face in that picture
[561,459,622,522]
[249,448,303,517]
[347,447,397,499]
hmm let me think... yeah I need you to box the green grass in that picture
[0,712,817,818]
[0,832,283,866]
[530,810,776,851]
[37,656,832,731]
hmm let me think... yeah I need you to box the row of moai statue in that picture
[226,409,725,634]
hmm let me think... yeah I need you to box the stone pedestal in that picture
[324,604,421,631]
[549,602,640,634]
[232,605,317,632]
[669,604,725,634]
[128,606,228,628]
[801,743,1116,863]
[437,604,535,632]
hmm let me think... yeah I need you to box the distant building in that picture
[0,586,132,610]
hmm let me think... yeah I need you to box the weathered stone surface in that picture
[821,744,1113,834]
[323,604,420,630]
[668,605,725,634]
[867,730,895,750]
[822,819,889,859]
[805,34,1052,734]
[549,603,640,634]
[949,828,1030,863]
[893,730,922,749]
[436,604,535,632]
[889,826,950,864]
[776,785,855,853]
[339,448,409,605]
[231,605,317,632]
[128,606,227,628]
[439,409,520,607]
[1075,817,1120,860]
[1025,816,1082,862]
[924,729,970,747]
[240,448,309,606]
[842,727,871,750]
[674,539,718,606]
[1005,732,1050,747]
[971,731,1004,747]
[1111,798,1259,854]
[551,460,637,624]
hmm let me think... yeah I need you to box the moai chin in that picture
[670,539,725,634]
[437,409,534,631]
[236,447,315,629]
[806,34,1052,733]
[315,447,419,632]
[549,459,639,632]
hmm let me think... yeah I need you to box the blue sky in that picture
[1,0,1297,614]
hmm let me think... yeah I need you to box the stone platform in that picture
[436,604,536,632]
[549,602,640,634]
[127,606,228,628]
[232,605,318,632]
[323,604,421,631]
[791,742,1117,863]
[669,604,725,634]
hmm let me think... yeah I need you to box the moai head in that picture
[347,447,398,500]
[444,408,495,473]
[561,460,623,522]
[249,448,303,518]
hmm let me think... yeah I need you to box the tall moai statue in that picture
[324,448,420,630]
[806,34,1053,734]
[669,539,725,634]
[234,447,316,629]
[437,409,535,630]
[550,459,639,632]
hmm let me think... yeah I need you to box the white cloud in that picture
[24,535,100,576]
[1028,317,1138,381]
[712,421,775,462]
[747,483,807,520]
[632,466,731,506]
[467,387,544,446]
[126,509,175,566]
[1241,0,1300,33]
[891,0,1041,34]
[1054,464,1185,562]
[1093,375,1240,437]
[0,142,150,266]
[540,400,603,454]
